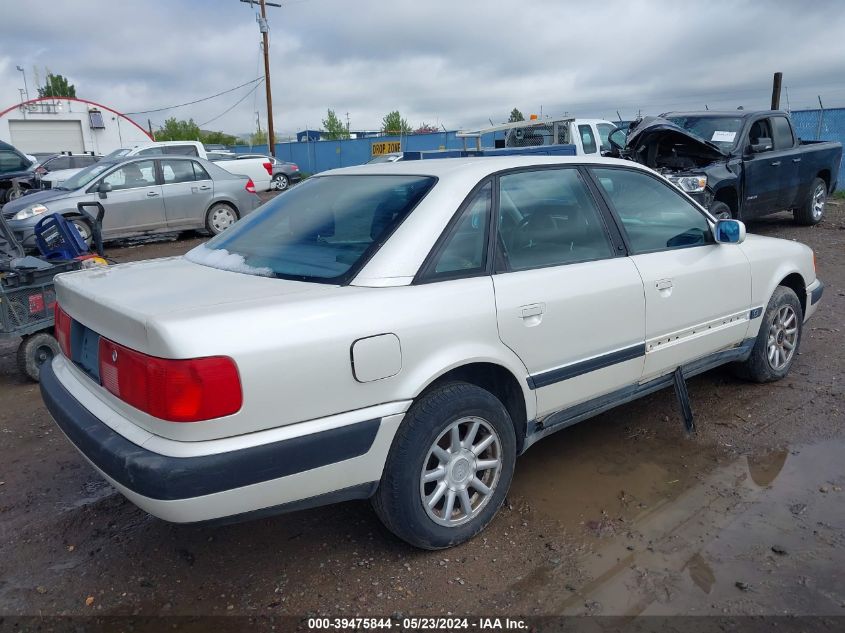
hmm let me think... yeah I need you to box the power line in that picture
[199,79,265,127]
[125,77,264,114]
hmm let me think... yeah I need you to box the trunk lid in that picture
[56,256,339,357]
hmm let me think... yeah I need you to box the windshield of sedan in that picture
[664,116,744,150]
[187,175,436,282]
[54,162,115,190]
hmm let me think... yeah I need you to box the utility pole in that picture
[771,72,782,110]
[241,0,281,155]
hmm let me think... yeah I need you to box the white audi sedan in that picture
[41,156,823,549]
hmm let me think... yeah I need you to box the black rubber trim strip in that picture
[811,281,824,305]
[40,363,381,501]
[527,343,646,390]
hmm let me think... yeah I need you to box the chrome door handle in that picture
[520,304,544,319]
[146,191,159,197]
[770,161,781,166]
[792,158,802,163]
[198,185,211,191]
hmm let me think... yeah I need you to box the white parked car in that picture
[41,156,823,549]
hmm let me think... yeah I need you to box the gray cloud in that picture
[2,0,844,139]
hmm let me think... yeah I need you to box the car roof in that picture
[663,110,790,119]
[320,155,651,181]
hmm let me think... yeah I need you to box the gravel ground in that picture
[0,196,843,622]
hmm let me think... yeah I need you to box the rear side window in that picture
[592,167,712,253]
[578,125,597,154]
[498,168,613,270]
[771,116,794,150]
[427,182,492,278]
[192,162,211,180]
[192,175,435,282]
[161,159,196,184]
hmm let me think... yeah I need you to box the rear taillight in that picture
[290,164,299,171]
[245,178,256,193]
[262,161,273,176]
[35,166,47,175]
[98,338,242,422]
[54,303,72,357]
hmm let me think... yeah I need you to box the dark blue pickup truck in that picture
[612,110,842,225]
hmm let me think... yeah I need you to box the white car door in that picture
[490,167,646,419]
[590,166,752,382]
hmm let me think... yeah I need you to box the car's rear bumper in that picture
[40,357,407,523]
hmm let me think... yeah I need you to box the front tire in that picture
[709,201,733,220]
[734,286,803,383]
[372,382,516,549]
[795,177,827,226]
[205,203,239,235]
[67,215,93,247]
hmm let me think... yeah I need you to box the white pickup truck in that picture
[458,118,620,156]
[40,141,274,192]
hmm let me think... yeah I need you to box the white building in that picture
[0,96,152,155]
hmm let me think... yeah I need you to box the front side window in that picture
[161,159,196,184]
[592,167,712,253]
[578,125,597,154]
[427,182,491,277]
[0,150,29,174]
[771,116,794,149]
[189,175,435,282]
[102,160,157,191]
[748,118,773,150]
[498,168,613,271]
[597,123,617,151]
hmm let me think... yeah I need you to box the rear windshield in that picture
[187,175,436,283]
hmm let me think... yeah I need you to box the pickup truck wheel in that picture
[795,178,827,226]
[271,174,289,191]
[205,203,239,235]
[17,332,60,382]
[372,382,516,549]
[709,201,733,220]
[733,286,803,383]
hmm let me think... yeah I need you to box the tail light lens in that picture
[290,164,299,171]
[35,166,47,175]
[262,161,273,176]
[54,303,72,357]
[245,178,256,193]
[98,338,242,422]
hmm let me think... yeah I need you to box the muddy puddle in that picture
[508,424,845,616]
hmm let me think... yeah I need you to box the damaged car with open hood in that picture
[607,110,841,225]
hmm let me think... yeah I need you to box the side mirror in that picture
[97,181,112,199]
[714,219,746,244]
[749,138,773,153]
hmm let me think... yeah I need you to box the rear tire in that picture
[205,203,239,235]
[372,382,516,550]
[795,177,827,226]
[733,286,803,383]
[17,332,60,382]
[271,174,290,191]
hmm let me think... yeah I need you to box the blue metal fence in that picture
[231,108,844,188]
[788,108,844,189]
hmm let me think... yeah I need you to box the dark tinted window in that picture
[429,182,491,277]
[47,156,72,170]
[593,167,712,253]
[772,116,794,149]
[192,162,211,180]
[578,125,597,154]
[161,159,196,184]
[0,150,29,174]
[748,119,773,148]
[498,168,613,270]
[194,175,435,282]
[165,145,200,156]
[137,147,164,156]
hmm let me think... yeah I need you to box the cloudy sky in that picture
[2,0,844,139]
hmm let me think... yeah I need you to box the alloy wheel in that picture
[419,416,503,527]
[812,183,826,221]
[767,305,798,370]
